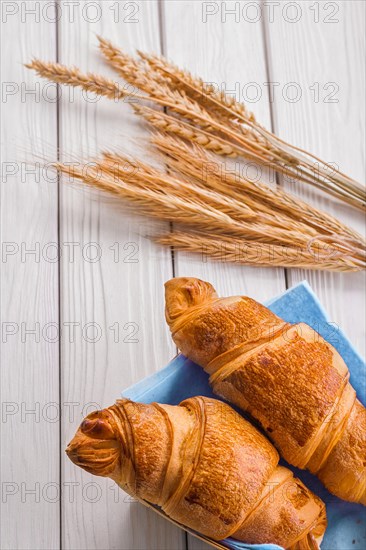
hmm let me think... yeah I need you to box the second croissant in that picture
[165,277,366,505]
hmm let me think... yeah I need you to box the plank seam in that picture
[158,0,184,547]
[55,0,63,548]
[260,1,289,290]
[158,0,176,281]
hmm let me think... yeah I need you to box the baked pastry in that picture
[67,396,326,548]
[165,277,366,505]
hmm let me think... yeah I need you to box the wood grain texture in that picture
[57,1,182,549]
[0,2,59,549]
[265,0,365,357]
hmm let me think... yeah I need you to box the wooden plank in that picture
[0,2,59,549]
[265,0,365,357]
[162,0,286,300]
[162,2,286,548]
[57,2,183,549]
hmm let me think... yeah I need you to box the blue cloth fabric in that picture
[122,281,366,550]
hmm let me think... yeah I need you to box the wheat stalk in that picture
[25,59,130,101]
[100,149,341,250]
[154,232,364,272]
[98,36,233,131]
[99,153,260,227]
[55,161,277,242]
[26,57,212,130]
[135,48,365,208]
[70,156,326,248]
[53,152,365,271]
[133,105,242,157]
[150,134,317,234]
[25,42,366,272]
[98,37,256,126]
[151,133,364,246]
[133,104,327,188]
[27,52,365,209]
[99,45,296,165]
[136,49,256,124]
[97,36,167,92]
[104,40,365,209]
[51,149,366,269]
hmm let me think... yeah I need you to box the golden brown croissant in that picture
[66,396,326,549]
[165,277,366,505]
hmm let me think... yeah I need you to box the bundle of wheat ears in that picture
[26,37,365,271]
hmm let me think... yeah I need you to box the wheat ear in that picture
[151,133,365,247]
[154,232,363,272]
[28,55,364,208]
[136,50,365,208]
[25,59,131,101]
[27,45,365,209]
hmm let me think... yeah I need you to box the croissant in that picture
[66,396,326,549]
[165,277,366,505]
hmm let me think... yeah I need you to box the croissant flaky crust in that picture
[165,277,366,505]
[67,396,326,549]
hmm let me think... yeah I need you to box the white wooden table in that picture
[1,1,365,549]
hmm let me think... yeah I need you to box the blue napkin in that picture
[123,281,366,550]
